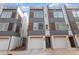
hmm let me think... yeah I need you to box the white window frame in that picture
[72,11,79,17]
[0,23,9,31]
[38,23,43,30]
[53,11,64,18]
[34,10,43,18]
[55,22,67,30]
[1,10,12,18]
[0,8,2,16]
[33,22,44,31]
[76,22,79,29]
[33,23,38,31]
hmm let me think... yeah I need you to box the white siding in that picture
[9,36,22,50]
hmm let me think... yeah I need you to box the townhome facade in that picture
[28,4,79,50]
[0,6,23,50]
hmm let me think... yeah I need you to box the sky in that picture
[1,3,79,13]
[2,3,79,7]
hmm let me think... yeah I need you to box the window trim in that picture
[33,22,44,31]
[72,10,79,17]
[55,22,67,30]
[53,11,64,18]
[1,10,12,18]
[33,10,44,18]
[0,23,9,31]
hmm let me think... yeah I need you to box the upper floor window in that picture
[1,10,12,18]
[0,23,9,31]
[39,23,43,30]
[33,22,43,31]
[0,9,2,16]
[55,22,67,30]
[53,11,64,18]
[33,10,43,18]
[72,11,79,17]
[76,22,79,29]
[33,23,38,31]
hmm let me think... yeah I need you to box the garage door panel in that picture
[54,38,66,48]
[28,37,45,49]
[54,36,67,48]
[0,39,9,50]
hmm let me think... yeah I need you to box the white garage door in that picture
[28,37,45,49]
[0,39,9,50]
[54,36,67,48]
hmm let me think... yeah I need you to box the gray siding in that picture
[28,30,45,35]
[50,30,68,35]
[30,18,44,22]
[0,31,20,36]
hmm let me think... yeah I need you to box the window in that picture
[39,23,43,30]
[1,10,12,18]
[76,22,79,29]
[8,23,13,31]
[34,10,43,18]
[0,9,2,16]
[33,23,38,31]
[53,11,64,18]
[72,11,79,17]
[0,23,9,31]
[55,22,67,30]
[33,22,43,31]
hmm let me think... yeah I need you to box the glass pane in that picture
[55,22,66,30]
[53,11,64,18]
[72,11,78,17]
[39,23,43,30]
[59,25,66,30]
[77,11,79,17]
[33,23,38,31]
[0,9,2,16]
[1,10,12,18]
[34,10,43,18]
[0,23,9,31]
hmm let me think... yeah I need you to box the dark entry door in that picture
[46,37,51,48]
[69,37,76,48]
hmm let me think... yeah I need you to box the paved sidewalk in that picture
[1,48,79,55]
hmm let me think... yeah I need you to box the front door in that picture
[46,37,51,48]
